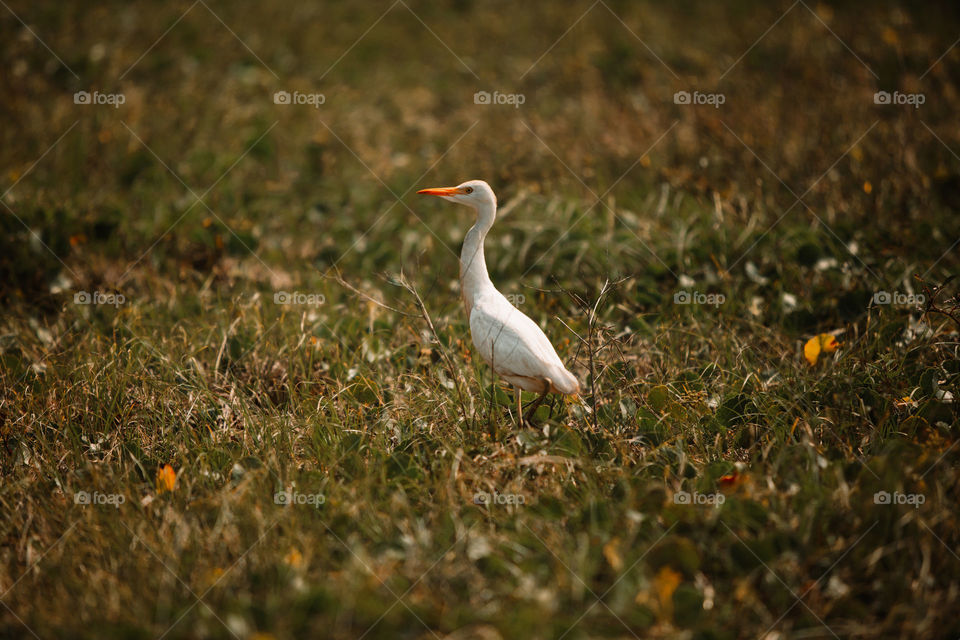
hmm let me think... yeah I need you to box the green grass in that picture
[2,1,960,638]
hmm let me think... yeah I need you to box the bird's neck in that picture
[460,200,496,316]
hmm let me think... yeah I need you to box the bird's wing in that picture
[469,294,575,390]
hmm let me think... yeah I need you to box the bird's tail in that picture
[549,367,580,395]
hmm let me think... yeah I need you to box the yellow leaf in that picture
[803,337,821,366]
[653,566,682,619]
[284,548,304,569]
[156,465,177,493]
[804,333,841,366]
[203,567,224,588]
[822,335,840,353]
[603,538,623,571]
[863,180,872,194]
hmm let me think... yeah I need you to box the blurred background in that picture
[2,1,958,309]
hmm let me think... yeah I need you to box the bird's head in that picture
[417,179,496,209]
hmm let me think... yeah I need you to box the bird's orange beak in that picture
[417,186,464,196]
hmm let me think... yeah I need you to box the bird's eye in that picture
[464,186,473,194]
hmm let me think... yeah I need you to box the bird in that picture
[417,179,579,426]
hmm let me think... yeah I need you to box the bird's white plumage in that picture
[468,290,579,394]
[417,179,579,404]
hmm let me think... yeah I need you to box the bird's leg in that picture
[523,390,549,425]
[514,386,524,428]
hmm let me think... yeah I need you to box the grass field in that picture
[2,1,960,638]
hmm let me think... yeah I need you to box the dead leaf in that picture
[804,333,841,366]
[284,548,304,569]
[603,538,623,571]
[156,465,177,493]
[653,566,682,620]
[719,472,740,487]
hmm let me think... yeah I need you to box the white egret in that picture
[417,180,579,426]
